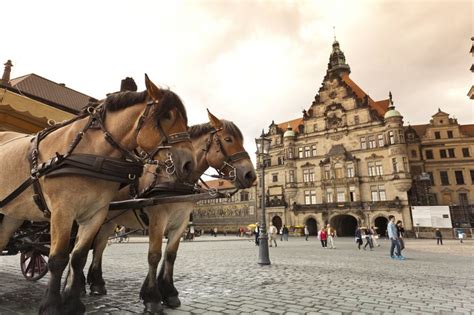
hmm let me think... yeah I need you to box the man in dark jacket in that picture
[435,228,443,245]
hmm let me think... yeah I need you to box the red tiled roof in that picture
[408,124,429,137]
[277,117,303,133]
[460,125,474,137]
[9,74,95,114]
[341,74,390,117]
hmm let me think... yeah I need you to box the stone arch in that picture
[271,215,282,232]
[374,216,389,237]
[304,216,318,236]
[330,213,358,237]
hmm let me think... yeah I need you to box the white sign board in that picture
[412,206,452,228]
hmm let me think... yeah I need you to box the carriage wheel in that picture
[20,250,49,281]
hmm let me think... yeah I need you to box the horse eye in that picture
[162,112,172,120]
[224,137,232,143]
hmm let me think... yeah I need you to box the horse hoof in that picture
[39,305,62,315]
[144,301,164,315]
[90,284,107,296]
[62,298,86,315]
[163,295,181,308]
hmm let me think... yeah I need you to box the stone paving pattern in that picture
[0,237,473,314]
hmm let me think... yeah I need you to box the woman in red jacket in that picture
[319,228,328,248]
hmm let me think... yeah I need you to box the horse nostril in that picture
[182,160,193,176]
[245,170,256,183]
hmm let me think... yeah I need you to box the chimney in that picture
[120,77,137,92]
[1,60,13,86]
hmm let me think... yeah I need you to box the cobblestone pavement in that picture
[1,237,473,314]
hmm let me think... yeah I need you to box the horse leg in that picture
[158,220,187,308]
[86,221,115,296]
[62,207,108,315]
[140,213,166,315]
[39,211,74,315]
[0,215,24,252]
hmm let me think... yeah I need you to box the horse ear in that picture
[207,108,223,130]
[144,74,164,101]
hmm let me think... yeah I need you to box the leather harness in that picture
[0,99,191,218]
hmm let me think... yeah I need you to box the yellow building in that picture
[0,59,94,133]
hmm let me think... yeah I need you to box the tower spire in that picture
[327,38,350,76]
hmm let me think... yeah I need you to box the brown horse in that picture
[0,75,195,315]
[85,110,256,314]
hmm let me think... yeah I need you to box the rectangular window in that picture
[462,148,470,157]
[435,131,441,139]
[398,130,405,143]
[303,169,314,183]
[379,185,386,201]
[375,161,383,176]
[368,162,375,177]
[459,193,469,206]
[392,158,399,173]
[309,169,315,182]
[240,192,249,202]
[335,166,344,179]
[447,130,453,138]
[425,150,434,159]
[360,137,367,150]
[326,190,333,203]
[378,134,384,147]
[440,171,449,186]
[272,173,278,183]
[288,148,294,159]
[389,131,395,144]
[277,157,283,165]
[288,170,295,183]
[337,189,345,202]
[455,171,465,185]
[304,190,316,205]
[349,186,356,202]
[311,145,317,157]
[371,186,379,201]
[347,164,354,178]
[471,170,474,184]
[448,148,455,158]
[368,136,376,149]
[298,147,303,158]
[354,115,359,124]
[324,166,331,179]
[411,149,417,158]
[440,149,447,159]
[304,146,311,158]
[403,157,409,172]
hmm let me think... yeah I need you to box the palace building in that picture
[193,40,474,237]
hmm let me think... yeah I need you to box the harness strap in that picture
[0,176,37,208]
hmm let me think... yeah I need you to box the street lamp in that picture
[255,130,271,265]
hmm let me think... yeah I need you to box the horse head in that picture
[201,109,256,189]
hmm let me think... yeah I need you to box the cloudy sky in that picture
[2,0,472,158]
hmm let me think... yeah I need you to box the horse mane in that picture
[97,90,188,126]
[189,120,243,141]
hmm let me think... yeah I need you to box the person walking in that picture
[388,215,404,260]
[326,223,336,249]
[282,225,289,241]
[319,228,327,248]
[189,225,195,241]
[304,225,309,241]
[435,228,443,245]
[279,226,283,241]
[363,228,374,250]
[213,227,218,237]
[396,220,405,253]
[254,223,260,246]
[268,223,278,247]
[370,226,380,247]
[355,226,363,250]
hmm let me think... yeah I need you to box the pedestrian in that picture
[304,224,309,241]
[213,227,218,237]
[435,228,443,245]
[254,223,260,246]
[363,228,374,250]
[370,226,380,247]
[355,226,363,250]
[279,227,283,241]
[268,223,278,247]
[118,225,126,243]
[189,225,195,241]
[388,215,404,260]
[458,230,465,244]
[319,227,327,248]
[326,223,336,249]
[396,220,405,253]
[282,225,289,241]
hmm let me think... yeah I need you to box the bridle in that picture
[203,128,250,185]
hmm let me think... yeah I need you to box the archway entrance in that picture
[272,215,282,232]
[330,215,358,236]
[305,218,318,236]
[374,216,388,237]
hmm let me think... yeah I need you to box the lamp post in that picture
[255,130,271,265]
